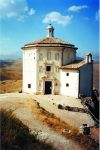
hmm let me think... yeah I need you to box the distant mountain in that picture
[0,52,22,61]
[76,56,84,60]
[0,60,14,68]
[0,59,22,81]
[93,60,100,64]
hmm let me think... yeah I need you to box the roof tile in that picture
[22,37,78,50]
[59,60,85,70]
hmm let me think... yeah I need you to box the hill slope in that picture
[0,60,22,80]
[0,60,99,93]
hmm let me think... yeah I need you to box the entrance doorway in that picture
[44,81,52,94]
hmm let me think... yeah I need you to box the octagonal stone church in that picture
[22,24,93,98]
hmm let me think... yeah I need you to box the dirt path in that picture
[0,93,86,150]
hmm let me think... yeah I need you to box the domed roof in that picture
[22,24,78,50]
[22,37,78,50]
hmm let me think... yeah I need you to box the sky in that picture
[0,0,99,60]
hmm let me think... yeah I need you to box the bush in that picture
[37,102,40,108]
[65,106,70,111]
[58,104,64,109]
[19,90,22,93]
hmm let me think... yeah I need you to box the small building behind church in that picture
[22,24,93,98]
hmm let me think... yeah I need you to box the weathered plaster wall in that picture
[23,48,38,93]
[79,63,93,96]
[60,70,79,98]
[62,48,76,65]
[37,47,62,94]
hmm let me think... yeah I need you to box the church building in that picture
[22,24,93,98]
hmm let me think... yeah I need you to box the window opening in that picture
[66,83,69,87]
[46,66,51,71]
[66,73,69,76]
[28,84,31,88]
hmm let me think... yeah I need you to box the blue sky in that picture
[0,0,99,60]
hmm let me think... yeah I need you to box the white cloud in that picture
[28,8,35,16]
[6,12,18,18]
[68,5,88,12]
[18,15,27,22]
[24,6,29,12]
[43,12,73,26]
[0,0,27,18]
[0,0,35,20]
[96,10,100,21]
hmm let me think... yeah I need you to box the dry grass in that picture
[29,100,79,137]
[0,80,22,94]
[1,109,55,150]
[0,60,22,81]
[0,69,22,80]
[31,100,99,150]
[0,60,22,93]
